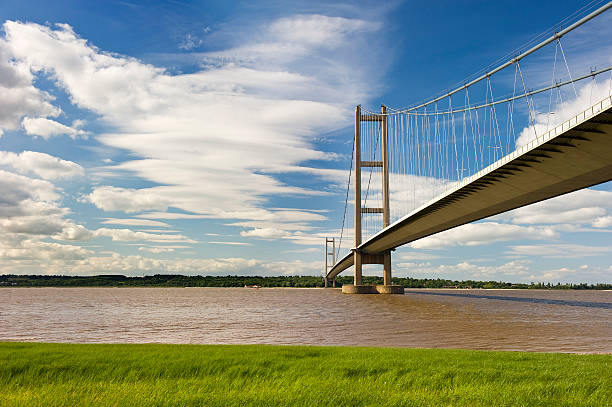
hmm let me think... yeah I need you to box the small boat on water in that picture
[244,285,261,289]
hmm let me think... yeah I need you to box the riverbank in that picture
[1,342,610,406]
[1,274,610,289]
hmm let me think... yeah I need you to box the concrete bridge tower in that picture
[342,105,404,294]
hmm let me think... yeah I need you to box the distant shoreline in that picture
[1,274,610,290]
[3,286,612,291]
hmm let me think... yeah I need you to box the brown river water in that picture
[0,288,610,353]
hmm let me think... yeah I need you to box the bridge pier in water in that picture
[343,105,403,295]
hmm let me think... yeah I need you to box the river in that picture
[1,287,610,353]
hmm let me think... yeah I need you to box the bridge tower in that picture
[344,105,403,294]
[324,237,336,288]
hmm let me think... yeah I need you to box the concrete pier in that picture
[341,285,404,294]
[375,285,404,294]
[341,285,377,294]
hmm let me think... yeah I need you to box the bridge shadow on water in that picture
[403,291,612,310]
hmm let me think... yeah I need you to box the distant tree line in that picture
[0,274,610,289]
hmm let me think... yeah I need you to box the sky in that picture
[0,0,611,283]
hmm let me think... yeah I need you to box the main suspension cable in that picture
[335,131,355,263]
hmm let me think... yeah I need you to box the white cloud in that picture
[394,259,532,281]
[0,238,92,262]
[178,33,202,50]
[507,244,612,258]
[53,224,94,241]
[393,258,611,284]
[493,188,612,228]
[524,266,612,284]
[0,150,83,179]
[0,250,322,276]
[22,116,85,139]
[0,170,195,260]
[85,186,171,213]
[0,170,62,217]
[101,218,170,228]
[0,18,379,236]
[593,215,612,228]
[234,222,342,247]
[268,14,375,48]
[284,247,319,254]
[139,229,181,233]
[93,228,196,243]
[138,246,175,253]
[398,251,441,261]
[0,170,97,266]
[0,40,59,134]
[240,228,293,239]
[516,79,612,148]
[410,222,557,249]
[136,212,207,220]
[207,241,252,246]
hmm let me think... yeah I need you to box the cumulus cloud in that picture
[394,259,532,281]
[0,150,83,179]
[592,215,612,228]
[0,238,92,262]
[0,170,94,267]
[0,170,196,258]
[0,40,59,134]
[0,170,61,217]
[394,258,611,284]
[85,186,171,213]
[0,249,322,276]
[22,117,85,139]
[240,228,293,239]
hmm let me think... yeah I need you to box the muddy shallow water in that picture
[1,287,610,352]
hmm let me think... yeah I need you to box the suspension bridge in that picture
[323,2,612,294]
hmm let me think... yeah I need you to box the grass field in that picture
[0,342,610,406]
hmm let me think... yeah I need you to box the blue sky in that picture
[0,0,611,283]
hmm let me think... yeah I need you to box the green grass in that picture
[0,342,610,406]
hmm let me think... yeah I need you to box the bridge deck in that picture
[327,96,612,280]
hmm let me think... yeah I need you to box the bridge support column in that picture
[378,250,403,293]
[383,251,391,286]
[353,250,362,286]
